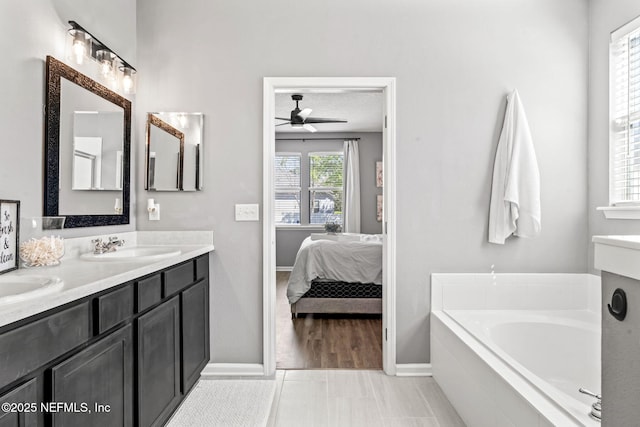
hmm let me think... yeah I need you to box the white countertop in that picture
[0,231,214,329]
[593,235,640,280]
[592,235,640,250]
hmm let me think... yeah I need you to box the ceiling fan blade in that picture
[275,117,291,121]
[303,124,317,133]
[303,117,348,124]
[275,122,291,127]
[298,108,312,120]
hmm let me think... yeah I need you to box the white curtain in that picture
[343,139,361,233]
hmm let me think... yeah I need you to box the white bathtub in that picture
[431,274,601,427]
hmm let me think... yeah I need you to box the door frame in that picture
[262,77,397,375]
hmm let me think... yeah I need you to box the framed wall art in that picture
[0,200,19,274]
[376,161,383,188]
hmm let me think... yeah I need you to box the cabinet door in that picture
[0,379,38,427]
[50,325,133,427]
[181,280,210,393]
[137,297,180,427]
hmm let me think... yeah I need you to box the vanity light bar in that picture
[67,21,137,93]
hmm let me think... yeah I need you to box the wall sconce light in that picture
[66,21,137,94]
[120,65,136,94]
[96,49,115,78]
[68,27,91,65]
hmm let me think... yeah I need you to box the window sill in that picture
[276,225,326,231]
[597,206,640,220]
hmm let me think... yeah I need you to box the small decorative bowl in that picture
[19,236,65,267]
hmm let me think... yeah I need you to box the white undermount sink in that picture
[0,275,64,305]
[80,246,181,262]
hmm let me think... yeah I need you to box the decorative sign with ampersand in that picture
[0,200,20,274]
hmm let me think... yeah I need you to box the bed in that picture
[286,234,383,317]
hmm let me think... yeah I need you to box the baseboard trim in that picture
[276,266,293,272]
[395,363,433,376]
[201,363,266,377]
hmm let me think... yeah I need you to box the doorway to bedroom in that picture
[263,78,397,375]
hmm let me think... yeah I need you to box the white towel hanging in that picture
[488,89,541,244]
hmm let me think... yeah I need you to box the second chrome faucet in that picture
[92,236,125,254]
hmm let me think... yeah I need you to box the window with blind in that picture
[309,152,344,224]
[274,153,301,224]
[611,17,640,205]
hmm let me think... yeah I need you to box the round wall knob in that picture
[608,288,627,321]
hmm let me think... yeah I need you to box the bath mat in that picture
[166,379,276,426]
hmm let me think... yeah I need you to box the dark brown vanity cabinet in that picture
[181,279,209,393]
[136,297,181,427]
[0,253,210,427]
[0,379,38,427]
[50,325,133,427]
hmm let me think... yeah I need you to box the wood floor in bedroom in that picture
[276,272,383,369]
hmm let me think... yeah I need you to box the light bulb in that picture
[123,74,133,93]
[96,50,114,77]
[72,39,86,65]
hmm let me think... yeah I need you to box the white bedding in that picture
[287,235,383,304]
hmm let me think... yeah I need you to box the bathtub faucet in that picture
[579,388,601,422]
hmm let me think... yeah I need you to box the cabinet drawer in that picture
[136,275,162,313]
[0,303,90,390]
[0,378,38,427]
[195,255,209,281]
[163,262,194,297]
[95,285,134,335]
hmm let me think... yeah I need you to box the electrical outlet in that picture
[235,204,259,221]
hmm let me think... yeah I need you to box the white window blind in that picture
[611,17,640,205]
[275,153,301,224]
[309,152,344,224]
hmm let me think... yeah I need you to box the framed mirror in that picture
[146,112,203,191]
[44,56,131,228]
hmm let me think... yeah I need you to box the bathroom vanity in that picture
[0,237,213,427]
[593,235,640,427]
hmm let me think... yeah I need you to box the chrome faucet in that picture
[92,236,125,254]
[579,388,601,422]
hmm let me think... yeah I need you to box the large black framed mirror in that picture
[44,56,131,228]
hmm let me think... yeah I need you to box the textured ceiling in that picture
[275,92,383,133]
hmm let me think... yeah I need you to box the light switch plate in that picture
[235,204,259,221]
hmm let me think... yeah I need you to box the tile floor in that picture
[267,370,465,427]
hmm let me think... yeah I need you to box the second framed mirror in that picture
[145,112,203,191]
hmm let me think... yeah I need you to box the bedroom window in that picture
[610,17,640,206]
[275,153,301,224]
[309,152,344,225]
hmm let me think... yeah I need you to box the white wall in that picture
[588,0,640,272]
[137,0,590,365]
[0,0,136,236]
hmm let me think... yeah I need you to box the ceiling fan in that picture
[275,94,347,133]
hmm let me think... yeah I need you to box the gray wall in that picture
[0,0,136,236]
[588,0,640,272]
[275,132,383,267]
[137,0,590,364]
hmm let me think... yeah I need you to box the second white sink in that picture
[80,247,181,262]
[0,275,64,305]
